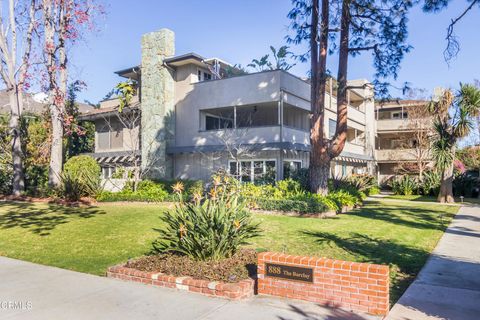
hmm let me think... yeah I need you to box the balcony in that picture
[376,119,409,132]
[376,148,431,162]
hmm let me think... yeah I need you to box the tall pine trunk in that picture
[309,0,330,195]
[8,85,24,195]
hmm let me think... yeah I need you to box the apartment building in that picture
[80,28,377,183]
[375,100,433,185]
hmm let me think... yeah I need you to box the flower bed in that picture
[107,250,257,299]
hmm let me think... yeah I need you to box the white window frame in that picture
[228,159,277,183]
[196,68,212,82]
[283,159,302,179]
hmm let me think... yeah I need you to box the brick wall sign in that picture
[257,252,390,316]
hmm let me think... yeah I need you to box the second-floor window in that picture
[205,115,233,130]
[197,69,212,82]
[392,111,408,119]
[97,121,124,150]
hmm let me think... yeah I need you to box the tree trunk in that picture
[8,86,24,195]
[48,106,63,188]
[438,146,455,203]
[309,162,330,195]
[329,0,350,157]
[308,0,331,194]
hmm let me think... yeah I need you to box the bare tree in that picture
[0,0,38,195]
[395,103,433,179]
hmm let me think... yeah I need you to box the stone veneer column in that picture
[140,29,175,179]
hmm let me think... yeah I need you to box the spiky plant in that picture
[153,180,261,261]
[429,84,480,203]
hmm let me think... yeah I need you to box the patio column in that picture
[233,105,237,129]
[278,91,285,180]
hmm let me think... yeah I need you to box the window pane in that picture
[229,162,238,177]
[253,161,264,177]
[206,116,219,130]
[328,119,336,139]
[110,123,123,149]
[283,161,301,179]
[241,161,251,182]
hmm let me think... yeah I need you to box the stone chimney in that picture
[140,28,175,179]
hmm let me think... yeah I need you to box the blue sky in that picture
[71,0,480,103]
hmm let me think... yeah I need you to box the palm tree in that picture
[429,84,480,203]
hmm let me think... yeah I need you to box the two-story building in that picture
[80,28,377,184]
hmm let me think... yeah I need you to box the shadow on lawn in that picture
[302,231,430,304]
[0,202,105,236]
[349,202,452,231]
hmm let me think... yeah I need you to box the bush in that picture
[453,173,478,197]
[290,168,309,191]
[153,181,261,261]
[97,180,169,202]
[327,190,359,208]
[25,164,49,197]
[420,170,441,196]
[250,197,330,214]
[59,170,100,201]
[0,164,12,195]
[63,155,100,197]
[390,175,419,196]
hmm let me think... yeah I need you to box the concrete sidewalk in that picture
[386,205,480,320]
[0,256,379,320]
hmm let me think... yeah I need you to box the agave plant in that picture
[153,180,261,261]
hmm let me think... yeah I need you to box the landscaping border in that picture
[257,252,390,316]
[107,264,255,300]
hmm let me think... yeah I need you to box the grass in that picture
[384,194,480,204]
[0,199,458,305]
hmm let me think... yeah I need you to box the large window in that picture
[96,121,124,150]
[283,160,302,179]
[205,115,233,130]
[229,160,276,184]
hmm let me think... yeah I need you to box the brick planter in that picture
[257,252,390,316]
[107,264,254,300]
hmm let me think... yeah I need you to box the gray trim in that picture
[167,142,310,154]
[115,66,140,76]
[163,52,205,64]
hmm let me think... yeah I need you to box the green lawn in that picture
[0,199,458,305]
[384,194,480,204]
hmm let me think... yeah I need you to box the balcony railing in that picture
[376,148,431,161]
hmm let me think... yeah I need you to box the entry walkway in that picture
[386,205,480,320]
[0,256,378,320]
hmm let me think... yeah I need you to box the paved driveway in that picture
[0,256,378,320]
[386,205,480,320]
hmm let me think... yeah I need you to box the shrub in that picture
[420,170,441,196]
[290,168,309,191]
[153,181,261,261]
[390,175,419,196]
[327,190,359,208]
[453,173,478,197]
[63,155,100,197]
[97,180,169,202]
[59,170,100,201]
[366,186,380,196]
[0,164,12,195]
[25,164,49,197]
[347,174,377,193]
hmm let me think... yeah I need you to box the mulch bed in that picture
[0,195,95,207]
[125,249,257,283]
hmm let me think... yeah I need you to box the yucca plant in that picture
[390,175,418,196]
[429,84,480,202]
[153,179,261,261]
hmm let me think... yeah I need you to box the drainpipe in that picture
[278,90,284,180]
